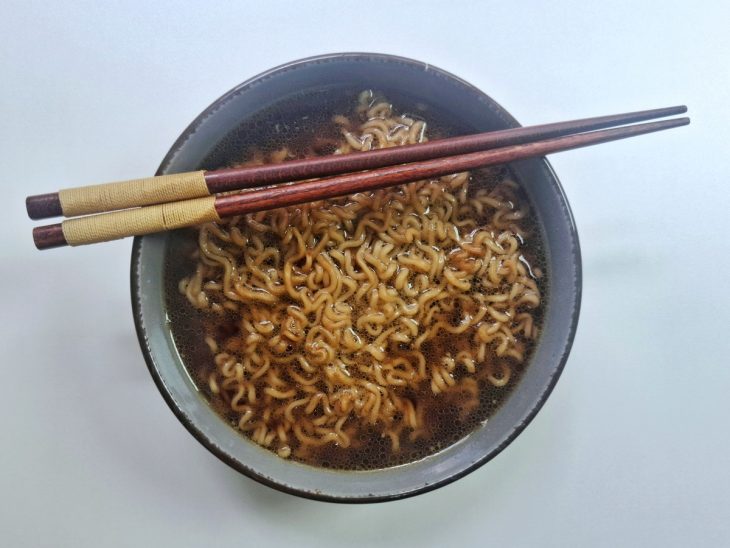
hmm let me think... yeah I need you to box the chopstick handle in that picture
[34,196,219,248]
[27,170,209,219]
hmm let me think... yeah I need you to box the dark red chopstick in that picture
[25,105,687,220]
[32,116,689,250]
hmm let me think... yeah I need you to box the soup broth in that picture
[164,88,547,470]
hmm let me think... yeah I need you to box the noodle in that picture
[176,91,543,465]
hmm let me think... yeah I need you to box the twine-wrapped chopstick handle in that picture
[57,170,209,217]
[50,195,220,247]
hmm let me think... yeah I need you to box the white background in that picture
[2,1,729,546]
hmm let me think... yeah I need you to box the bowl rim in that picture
[130,52,582,503]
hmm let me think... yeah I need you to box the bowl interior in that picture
[131,53,581,502]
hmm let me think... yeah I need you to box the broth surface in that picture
[165,88,547,469]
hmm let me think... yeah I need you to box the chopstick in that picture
[32,116,689,250]
[25,105,687,220]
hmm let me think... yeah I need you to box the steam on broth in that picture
[165,89,546,470]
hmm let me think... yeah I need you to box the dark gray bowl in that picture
[131,52,581,502]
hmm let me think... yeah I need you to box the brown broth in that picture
[164,87,548,470]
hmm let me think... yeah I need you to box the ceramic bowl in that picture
[131,52,581,502]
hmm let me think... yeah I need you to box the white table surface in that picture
[2,1,729,546]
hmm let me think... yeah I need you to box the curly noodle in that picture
[179,90,542,462]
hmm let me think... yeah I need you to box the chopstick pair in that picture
[28,106,689,250]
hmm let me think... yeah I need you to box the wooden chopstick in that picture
[32,116,689,250]
[25,105,687,220]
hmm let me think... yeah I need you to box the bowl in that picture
[131,52,581,502]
